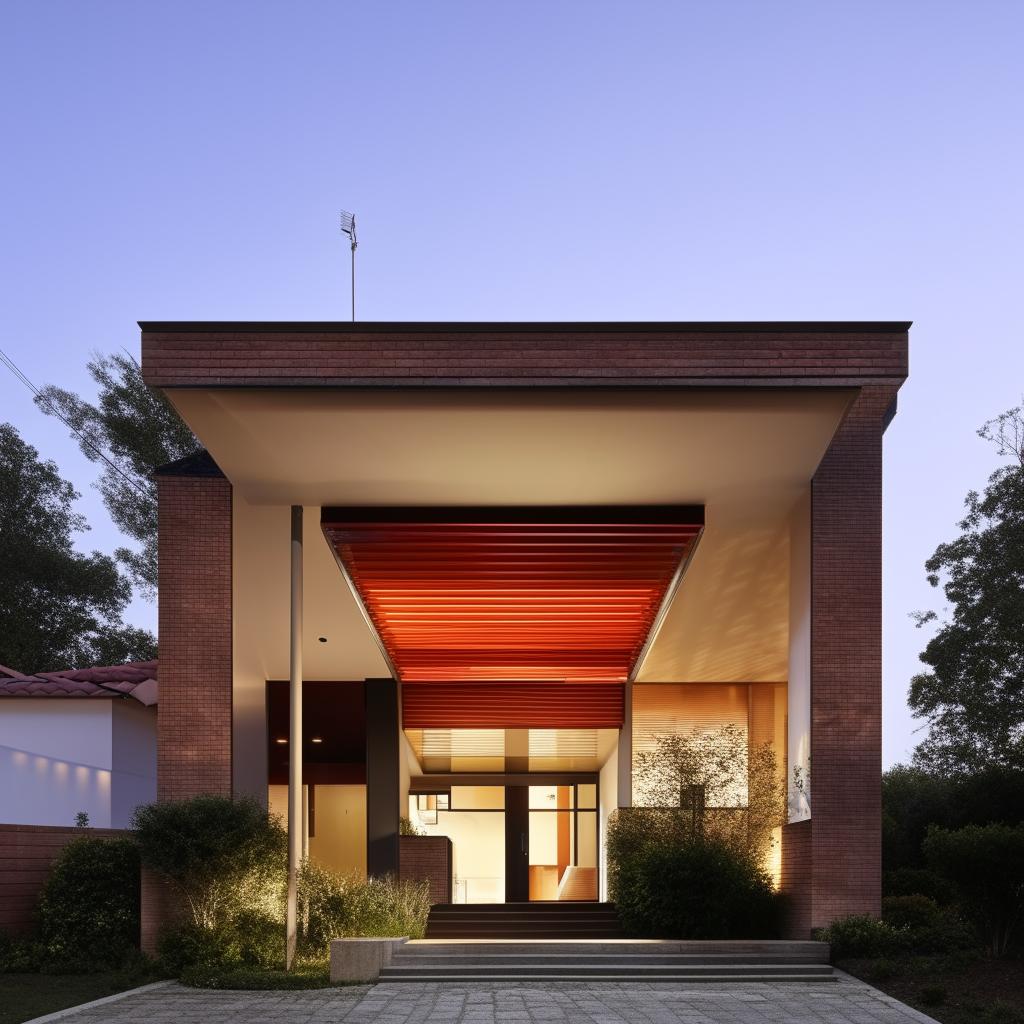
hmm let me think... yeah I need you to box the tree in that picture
[909,403,1024,774]
[35,352,200,599]
[0,423,155,671]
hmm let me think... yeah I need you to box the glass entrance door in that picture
[505,783,598,902]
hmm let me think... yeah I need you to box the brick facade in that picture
[780,820,813,939]
[0,824,126,936]
[156,466,233,800]
[399,835,452,906]
[141,322,909,389]
[806,384,898,930]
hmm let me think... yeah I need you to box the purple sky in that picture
[3,2,1023,766]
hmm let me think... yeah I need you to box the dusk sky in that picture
[3,2,1023,766]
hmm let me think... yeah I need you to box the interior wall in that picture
[410,805,506,903]
[788,489,812,822]
[269,783,367,876]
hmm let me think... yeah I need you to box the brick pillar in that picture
[143,455,232,950]
[156,461,233,801]
[808,385,897,930]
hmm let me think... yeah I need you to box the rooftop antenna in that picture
[340,210,357,321]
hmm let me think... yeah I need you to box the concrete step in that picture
[406,940,830,961]
[391,953,830,966]
[381,968,836,983]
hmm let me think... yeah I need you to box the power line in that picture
[0,347,150,501]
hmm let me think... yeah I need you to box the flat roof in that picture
[139,320,912,333]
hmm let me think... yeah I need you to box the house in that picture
[0,661,157,829]
[140,321,909,940]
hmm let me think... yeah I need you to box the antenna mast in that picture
[340,210,357,321]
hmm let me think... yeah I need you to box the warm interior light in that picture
[310,736,323,744]
[275,737,288,744]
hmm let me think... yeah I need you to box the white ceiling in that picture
[175,387,852,685]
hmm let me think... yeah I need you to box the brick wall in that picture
[156,471,233,801]
[0,824,127,936]
[780,819,813,939]
[399,835,452,906]
[808,384,898,930]
[141,323,909,388]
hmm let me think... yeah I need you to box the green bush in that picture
[36,836,140,966]
[133,795,287,976]
[883,867,955,905]
[298,862,430,957]
[0,931,45,973]
[133,796,287,933]
[820,914,905,959]
[180,963,334,989]
[607,811,780,939]
[923,822,1024,957]
[882,894,976,953]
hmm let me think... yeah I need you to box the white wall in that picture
[110,701,158,828]
[0,701,113,827]
[598,739,618,901]
[788,489,812,822]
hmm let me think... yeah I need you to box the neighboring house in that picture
[0,662,157,829]
[140,321,909,938]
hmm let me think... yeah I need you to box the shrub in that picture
[180,963,334,989]
[820,915,905,960]
[882,894,976,954]
[298,861,430,957]
[883,867,955,905]
[0,931,44,973]
[923,822,1024,957]
[607,811,781,939]
[919,985,947,1007]
[36,836,140,966]
[133,795,287,932]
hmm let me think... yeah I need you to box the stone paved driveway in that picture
[53,975,938,1024]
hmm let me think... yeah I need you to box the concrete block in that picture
[329,937,408,983]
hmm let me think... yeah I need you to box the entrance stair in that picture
[380,937,834,983]
[425,901,622,939]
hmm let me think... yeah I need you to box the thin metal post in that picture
[286,506,303,970]
[351,244,356,322]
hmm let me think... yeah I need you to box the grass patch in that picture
[840,950,1024,1024]
[0,971,158,1024]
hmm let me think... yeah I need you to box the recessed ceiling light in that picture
[318,637,327,643]
[275,738,288,745]
[311,736,323,744]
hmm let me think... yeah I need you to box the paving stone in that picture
[49,976,940,1024]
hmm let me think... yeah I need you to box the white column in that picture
[286,505,303,969]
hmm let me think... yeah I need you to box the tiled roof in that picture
[0,661,158,706]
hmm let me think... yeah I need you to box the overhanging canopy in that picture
[322,506,703,685]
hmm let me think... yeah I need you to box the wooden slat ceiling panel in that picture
[322,508,703,686]
[402,681,625,729]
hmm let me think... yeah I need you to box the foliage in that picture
[157,913,282,975]
[36,837,140,965]
[398,816,423,836]
[882,895,976,953]
[910,404,1024,774]
[179,963,338,990]
[298,861,430,955]
[923,823,1024,957]
[0,423,155,672]
[632,725,785,863]
[884,867,955,905]
[882,763,1024,872]
[0,932,44,974]
[820,914,905,959]
[35,352,200,599]
[74,812,90,828]
[132,796,286,933]
[606,811,781,938]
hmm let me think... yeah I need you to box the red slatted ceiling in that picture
[402,682,625,729]
[322,509,703,686]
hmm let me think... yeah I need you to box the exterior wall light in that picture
[275,737,288,744]
[311,737,323,744]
